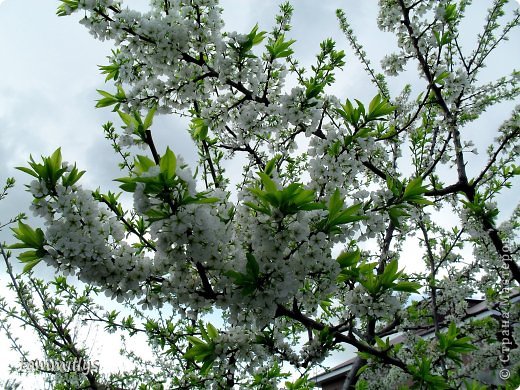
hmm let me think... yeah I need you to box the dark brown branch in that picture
[341,357,366,390]
[99,199,157,251]
[482,222,520,284]
[377,317,401,338]
[274,304,409,372]
[421,131,452,180]
[222,125,266,169]
[195,262,217,299]
[361,160,387,181]
[472,127,520,188]
[144,130,161,164]
[424,181,466,197]
[201,140,220,188]
[418,221,447,378]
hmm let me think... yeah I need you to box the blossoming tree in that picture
[5,0,520,388]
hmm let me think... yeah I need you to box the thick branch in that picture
[274,304,408,372]
[341,357,366,390]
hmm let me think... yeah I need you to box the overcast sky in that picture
[0,0,519,384]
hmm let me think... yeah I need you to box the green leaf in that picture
[99,62,120,82]
[96,90,118,108]
[266,35,296,59]
[366,94,396,121]
[243,201,271,216]
[224,270,245,282]
[408,357,450,389]
[329,203,366,225]
[10,221,45,250]
[434,71,450,85]
[118,110,135,127]
[354,99,365,117]
[264,155,280,176]
[386,176,402,197]
[462,380,487,390]
[190,117,209,141]
[22,257,41,274]
[56,0,78,16]
[225,254,261,297]
[355,379,369,390]
[115,177,138,192]
[242,24,267,53]
[360,272,379,295]
[206,323,218,340]
[248,24,267,46]
[96,87,125,109]
[200,359,214,375]
[319,198,366,234]
[402,177,434,206]
[337,250,361,268]
[393,281,421,293]
[368,93,382,113]
[159,147,176,180]
[134,155,156,174]
[49,148,62,170]
[380,258,400,287]
[15,166,39,178]
[116,84,126,99]
[246,252,259,278]
[444,3,457,22]
[186,335,205,346]
[328,189,344,217]
[433,30,442,46]
[328,140,342,157]
[143,105,157,130]
[338,99,355,124]
[374,336,390,351]
[183,343,210,361]
[437,322,478,365]
[299,202,325,211]
[403,177,426,199]
[19,250,42,263]
[257,172,278,193]
[246,172,321,217]
[357,351,373,360]
[190,197,220,205]
[388,205,409,228]
[62,164,86,187]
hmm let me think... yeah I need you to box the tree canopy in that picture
[1,0,519,389]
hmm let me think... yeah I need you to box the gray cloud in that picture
[0,0,519,381]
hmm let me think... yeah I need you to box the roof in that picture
[312,292,519,385]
